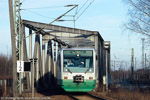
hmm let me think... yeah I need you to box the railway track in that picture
[67,92,108,100]
[86,93,108,100]
[32,87,108,100]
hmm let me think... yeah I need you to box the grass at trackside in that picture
[107,87,150,100]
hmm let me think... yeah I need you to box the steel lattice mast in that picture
[14,0,23,94]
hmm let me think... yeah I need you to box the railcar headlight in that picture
[65,69,68,71]
[64,76,68,79]
[89,69,92,72]
[89,77,93,80]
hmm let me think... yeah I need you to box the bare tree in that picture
[124,0,150,36]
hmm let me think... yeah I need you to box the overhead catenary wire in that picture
[22,6,64,10]
[62,0,92,28]
[77,0,89,15]
[76,0,95,21]
[21,9,56,20]
[21,4,78,21]
[20,0,26,4]
[20,0,94,23]
[49,5,78,24]
[23,5,78,40]
[59,0,92,23]
[68,0,90,27]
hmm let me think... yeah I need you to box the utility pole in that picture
[141,38,145,69]
[149,56,150,68]
[104,41,110,91]
[114,60,115,71]
[135,57,136,71]
[8,0,18,96]
[125,61,127,79]
[10,0,23,94]
[30,59,37,97]
[145,53,147,69]
[131,48,134,79]
[105,50,108,91]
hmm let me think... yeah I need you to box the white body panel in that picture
[62,72,95,80]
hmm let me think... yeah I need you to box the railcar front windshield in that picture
[63,50,94,73]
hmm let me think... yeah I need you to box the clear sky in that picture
[0,0,149,70]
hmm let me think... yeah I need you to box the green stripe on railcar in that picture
[61,80,95,92]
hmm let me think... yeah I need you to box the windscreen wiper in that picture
[85,68,90,74]
[66,68,72,74]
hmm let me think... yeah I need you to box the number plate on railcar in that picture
[73,75,84,83]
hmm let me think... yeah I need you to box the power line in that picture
[21,9,55,20]
[76,0,95,21]
[20,0,26,4]
[24,5,78,39]
[77,0,89,14]
[21,5,77,22]
[22,6,64,10]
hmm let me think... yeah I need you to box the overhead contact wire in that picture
[76,0,95,21]
[21,9,55,20]
[77,0,89,14]
[23,6,64,10]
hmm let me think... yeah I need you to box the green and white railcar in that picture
[57,48,96,92]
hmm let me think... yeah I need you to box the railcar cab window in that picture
[63,50,94,73]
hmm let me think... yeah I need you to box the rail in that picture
[66,93,80,100]
[86,93,108,100]
[65,92,108,100]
